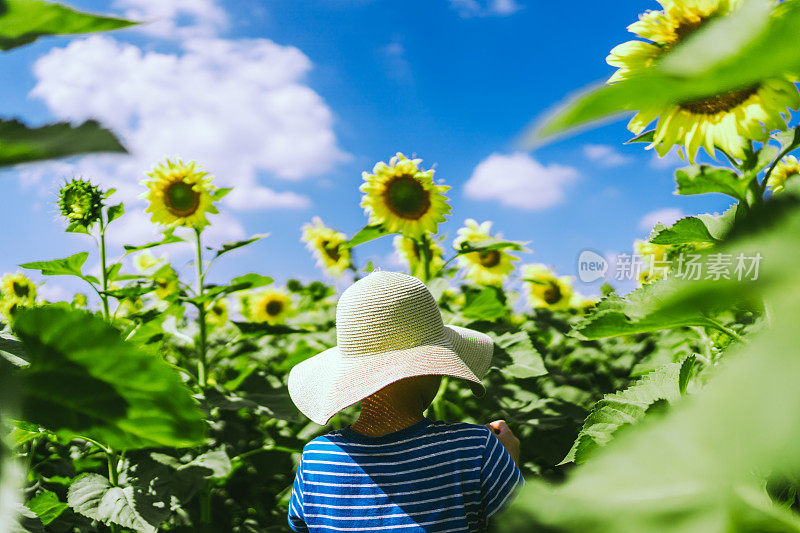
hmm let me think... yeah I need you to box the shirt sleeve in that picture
[480,427,525,519]
[288,454,309,532]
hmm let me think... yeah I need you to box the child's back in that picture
[288,418,523,532]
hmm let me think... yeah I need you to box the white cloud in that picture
[638,207,685,231]
[29,33,349,241]
[650,148,684,169]
[583,144,632,167]
[449,0,522,17]
[381,41,412,84]
[113,0,229,40]
[464,152,578,210]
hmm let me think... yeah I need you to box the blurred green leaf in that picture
[25,490,67,526]
[67,473,165,533]
[489,331,547,379]
[11,306,206,449]
[461,287,507,321]
[0,0,136,50]
[106,203,124,223]
[529,0,800,141]
[0,119,126,168]
[232,322,308,335]
[650,217,718,245]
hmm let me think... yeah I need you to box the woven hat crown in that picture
[335,271,444,358]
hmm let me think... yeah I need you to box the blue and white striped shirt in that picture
[288,418,524,532]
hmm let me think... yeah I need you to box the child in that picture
[287,271,524,532]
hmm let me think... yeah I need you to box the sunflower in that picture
[767,155,800,194]
[393,235,445,279]
[521,264,574,311]
[570,293,599,314]
[1,273,37,307]
[72,293,88,308]
[301,217,351,277]
[206,299,229,328]
[153,268,180,300]
[245,289,292,324]
[634,239,672,282]
[608,0,800,161]
[454,219,518,286]
[140,159,219,229]
[360,153,451,238]
[133,251,164,273]
[58,178,105,227]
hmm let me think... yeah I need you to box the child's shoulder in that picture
[303,420,492,451]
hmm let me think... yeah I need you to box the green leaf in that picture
[678,354,696,396]
[65,221,90,234]
[67,474,166,533]
[574,281,719,339]
[674,165,752,203]
[25,490,67,526]
[204,387,303,422]
[0,0,136,50]
[454,237,530,255]
[460,287,507,321]
[123,233,184,253]
[106,203,124,223]
[489,331,547,379]
[562,360,684,465]
[649,216,719,245]
[211,233,269,260]
[210,187,232,200]
[528,0,800,141]
[345,224,392,249]
[624,130,655,144]
[20,252,98,285]
[0,119,126,168]
[12,306,206,450]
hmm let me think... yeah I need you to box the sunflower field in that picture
[3,0,800,532]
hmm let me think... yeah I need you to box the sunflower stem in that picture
[419,234,431,283]
[194,228,208,389]
[98,219,111,321]
[106,450,121,533]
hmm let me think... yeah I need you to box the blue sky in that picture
[0,0,737,302]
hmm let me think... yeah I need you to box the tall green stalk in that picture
[98,217,110,321]
[419,234,431,283]
[194,228,208,389]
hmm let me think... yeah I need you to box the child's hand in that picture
[485,420,520,466]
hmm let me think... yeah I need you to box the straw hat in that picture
[288,270,494,425]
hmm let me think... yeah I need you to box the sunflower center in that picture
[383,175,431,220]
[164,180,201,217]
[321,240,341,262]
[265,300,283,316]
[12,281,29,298]
[679,84,760,115]
[542,282,562,305]
[478,250,501,268]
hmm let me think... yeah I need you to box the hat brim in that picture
[287,324,494,426]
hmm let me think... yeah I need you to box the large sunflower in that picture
[393,235,445,279]
[767,155,800,194]
[454,219,518,286]
[141,159,219,229]
[245,289,292,324]
[1,273,37,307]
[608,0,800,161]
[521,264,574,311]
[301,216,351,277]
[360,153,451,238]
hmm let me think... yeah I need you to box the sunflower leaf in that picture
[67,474,166,533]
[488,331,547,379]
[211,234,269,260]
[460,287,507,321]
[674,165,752,203]
[25,490,68,526]
[211,187,232,201]
[649,216,719,245]
[561,360,685,465]
[345,224,393,249]
[625,130,655,144]
[454,238,530,255]
[11,305,206,450]
[0,0,137,50]
[19,253,99,286]
[0,119,126,168]
[232,322,308,335]
[106,203,124,224]
[123,233,184,253]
